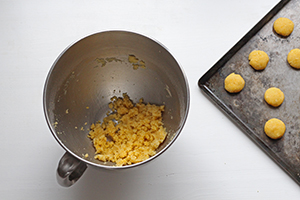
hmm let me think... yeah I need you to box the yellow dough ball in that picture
[248,50,269,70]
[273,17,294,37]
[224,73,245,93]
[264,118,286,139]
[264,87,284,107]
[287,48,300,69]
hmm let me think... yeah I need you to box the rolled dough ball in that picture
[273,17,294,37]
[287,48,300,69]
[264,118,286,139]
[248,50,269,70]
[264,87,284,107]
[224,73,245,93]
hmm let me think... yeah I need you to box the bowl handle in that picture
[56,152,87,187]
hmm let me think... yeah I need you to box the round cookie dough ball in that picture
[248,50,269,70]
[287,48,300,69]
[264,118,286,139]
[264,87,284,107]
[224,73,245,93]
[273,17,294,37]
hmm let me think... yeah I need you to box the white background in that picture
[1,0,300,199]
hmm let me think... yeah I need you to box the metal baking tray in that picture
[198,0,300,185]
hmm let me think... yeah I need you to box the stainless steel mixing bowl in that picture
[43,31,190,187]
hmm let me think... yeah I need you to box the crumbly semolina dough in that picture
[224,73,245,93]
[88,93,167,166]
[248,50,269,70]
[273,17,294,37]
[264,118,286,139]
[264,87,284,107]
[287,48,300,69]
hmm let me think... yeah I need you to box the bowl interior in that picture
[44,31,189,168]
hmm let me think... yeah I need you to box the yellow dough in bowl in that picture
[273,17,294,37]
[224,73,245,93]
[248,50,269,70]
[264,87,284,107]
[88,93,167,166]
[264,118,286,139]
[287,48,300,69]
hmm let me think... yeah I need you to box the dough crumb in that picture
[224,73,245,93]
[273,17,294,37]
[128,55,146,69]
[264,118,286,139]
[82,153,89,158]
[264,87,284,107]
[248,50,269,70]
[88,93,167,166]
[287,48,300,69]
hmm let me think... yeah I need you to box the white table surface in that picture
[1,0,300,199]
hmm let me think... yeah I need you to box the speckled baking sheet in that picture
[198,0,300,185]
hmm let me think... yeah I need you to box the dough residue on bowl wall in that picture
[128,55,146,70]
[94,55,146,70]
